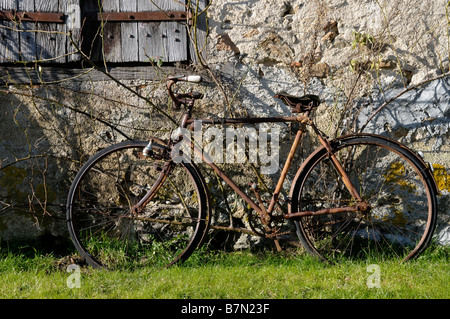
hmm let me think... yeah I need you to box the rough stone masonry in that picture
[0,0,449,248]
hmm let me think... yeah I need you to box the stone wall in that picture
[0,0,449,249]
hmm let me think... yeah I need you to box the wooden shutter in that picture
[84,0,190,63]
[0,0,20,62]
[0,0,81,63]
[137,0,187,63]
[0,0,207,64]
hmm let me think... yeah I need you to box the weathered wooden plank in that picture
[137,0,187,63]
[119,0,138,62]
[18,0,37,62]
[35,0,66,63]
[63,0,81,62]
[101,0,121,62]
[163,0,188,62]
[189,0,208,64]
[0,64,185,83]
[162,0,188,62]
[0,0,20,62]
[137,0,161,62]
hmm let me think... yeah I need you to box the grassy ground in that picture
[0,244,448,299]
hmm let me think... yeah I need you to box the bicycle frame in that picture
[184,115,307,222]
[67,76,439,267]
[137,77,366,231]
[177,111,366,227]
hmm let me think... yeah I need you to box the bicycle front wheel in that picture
[290,134,438,263]
[66,140,210,269]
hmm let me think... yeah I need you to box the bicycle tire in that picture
[289,134,438,263]
[66,140,210,269]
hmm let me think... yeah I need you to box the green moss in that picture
[1,166,58,211]
[0,166,28,202]
[384,162,416,192]
[390,210,408,227]
[432,164,450,192]
[35,183,57,203]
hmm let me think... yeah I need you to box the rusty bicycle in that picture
[66,75,438,269]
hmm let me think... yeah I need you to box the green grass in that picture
[0,245,448,299]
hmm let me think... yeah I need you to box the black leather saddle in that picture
[274,92,321,113]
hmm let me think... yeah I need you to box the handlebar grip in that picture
[167,75,202,83]
[183,75,202,83]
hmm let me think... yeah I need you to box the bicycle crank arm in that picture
[284,205,363,218]
[122,214,199,227]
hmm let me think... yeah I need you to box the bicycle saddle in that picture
[274,92,321,113]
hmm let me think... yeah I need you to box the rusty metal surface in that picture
[285,206,360,218]
[185,116,308,126]
[0,10,65,23]
[309,121,363,202]
[95,11,191,22]
[267,128,305,214]
[166,75,377,240]
[0,10,190,24]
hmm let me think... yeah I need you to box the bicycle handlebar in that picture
[167,74,203,109]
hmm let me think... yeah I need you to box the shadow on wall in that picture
[357,78,450,146]
[1,71,449,251]
[356,77,450,244]
[0,91,73,251]
[0,82,173,252]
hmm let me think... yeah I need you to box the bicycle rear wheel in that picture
[66,140,210,269]
[290,134,438,263]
